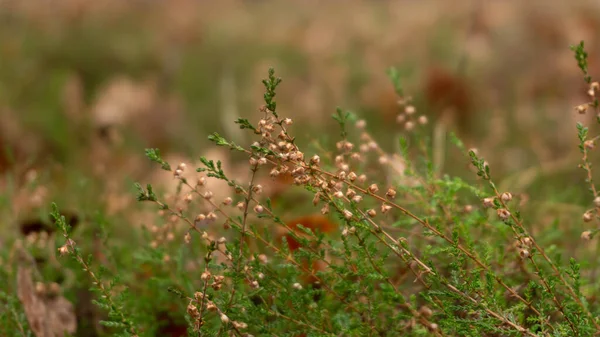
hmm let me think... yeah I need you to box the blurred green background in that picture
[1,0,600,246]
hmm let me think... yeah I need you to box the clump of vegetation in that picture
[4,41,600,337]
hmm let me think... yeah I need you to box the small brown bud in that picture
[283,118,293,125]
[220,314,230,324]
[368,184,379,194]
[482,197,495,208]
[381,203,392,213]
[418,115,428,125]
[254,205,264,214]
[343,209,353,219]
[501,192,513,202]
[419,306,433,318]
[386,188,397,199]
[58,245,70,256]
[585,140,595,150]
[352,195,363,203]
[497,208,511,220]
[348,172,357,181]
[184,232,191,244]
[321,204,330,215]
[258,254,268,264]
[463,204,473,213]
[581,230,593,240]
[293,283,303,290]
[252,184,263,194]
[356,120,366,129]
[333,191,344,198]
[236,202,245,210]
[405,105,416,115]
[404,121,415,131]
[576,104,588,114]
[367,209,377,218]
[519,249,530,259]
[583,211,594,222]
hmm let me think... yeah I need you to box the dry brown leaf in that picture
[17,252,77,337]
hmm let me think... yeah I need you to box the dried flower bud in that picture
[367,209,377,218]
[386,188,397,199]
[201,271,212,280]
[378,156,389,164]
[581,230,593,240]
[519,249,530,259]
[270,168,280,177]
[342,227,349,237]
[197,176,206,186]
[207,212,217,222]
[333,191,344,198]
[58,245,70,256]
[396,114,406,124]
[293,283,303,290]
[463,204,473,213]
[217,237,227,244]
[220,314,230,324]
[252,184,263,194]
[418,115,428,125]
[405,105,416,115]
[585,140,595,150]
[249,157,258,166]
[419,306,433,318]
[233,321,248,329]
[381,203,392,213]
[358,174,367,183]
[184,232,191,244]
[237,202,245,210]
[310,155,321,165]
[352,195,363,203]
[368,184,379,194]
[203,191,213,200]
[404,121,415,131]
[356,120,366,129]
[576,104,588,114]
[482,197,495,208]
[595,197,600,208]
[223,197,233,206]
[254,205,264,214]
[348,172,357,181]
[521,237,533,247]
[258,254,268,264]
[429,323,439,331]
[497,208,510,220]
[583,211,594,222]
[343,209,353,219]
[187,303,200,318]
[321,204,330,215]
[184,194,193,203]
[501,192,513,202]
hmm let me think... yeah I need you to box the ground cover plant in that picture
[3,2,600,336]
[2,40,600,336]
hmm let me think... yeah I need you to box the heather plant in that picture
[7,41,600,337]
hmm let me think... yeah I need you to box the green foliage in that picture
[6,43,599,336]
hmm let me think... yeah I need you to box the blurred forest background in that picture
[2,0,600,253]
